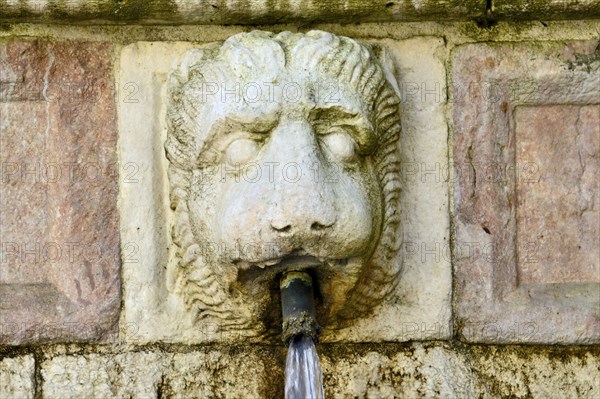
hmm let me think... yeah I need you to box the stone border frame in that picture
[451,41,599,344]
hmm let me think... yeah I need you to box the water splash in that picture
[285,335,324,399]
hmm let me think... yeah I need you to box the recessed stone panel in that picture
[0,39,120,344]
[515,105,599,285]
[452,41,600,343]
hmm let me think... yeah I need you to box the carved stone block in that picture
[0,355,35,399]
[452,41,600,343]
[119,34,451,343]
[0,40,120,344]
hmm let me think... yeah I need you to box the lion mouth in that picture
[235,249,336,284]
[234,249,322,270]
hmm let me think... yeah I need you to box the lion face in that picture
[166,31,402,339]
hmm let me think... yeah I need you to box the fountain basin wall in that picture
[1,13,599,399]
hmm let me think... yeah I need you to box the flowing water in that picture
[285,335,325,399]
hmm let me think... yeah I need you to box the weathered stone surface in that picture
[0,355,34,399]
[42,351,169,399]
[37,343,600,398]
[119,35,451,344]
[494,0,600,21]
[41,349,278,399]
[322,345,479,398]
[0,40,120,344]
[165,351,270,398]
[323,344,600,398]
[452,41,600,343]
[473,347,600,398]
[0,1,484,24]
[3,0,600,24]
[515,105,599,285]
[118,41,195,344]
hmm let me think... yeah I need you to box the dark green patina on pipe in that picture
[280,271,320,343]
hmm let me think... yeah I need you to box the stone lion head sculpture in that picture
[165,30,402,340]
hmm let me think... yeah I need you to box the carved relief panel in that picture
[452,41,600,343]
[119,32,452,343]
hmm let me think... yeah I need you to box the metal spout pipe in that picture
[280,271,320,343]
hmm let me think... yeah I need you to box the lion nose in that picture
[267,120,337,237]
[270,201,336,236]
[270,211,336,235]
[269,162,337,235]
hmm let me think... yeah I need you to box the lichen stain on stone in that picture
[2,342,598,397]
[470,344,600,398]
[458,21,543,41]
[565,41,600,72]
[26,0,179,22]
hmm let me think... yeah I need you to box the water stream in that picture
[285,334,325,399]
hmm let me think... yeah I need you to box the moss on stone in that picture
[57,0,178,22]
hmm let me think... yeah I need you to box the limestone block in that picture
[321,344,600,398]
[322,346,479,398]
[451,40,600,343]
[0,1,484,24]
[473,347,600,398]
[0,355,35,399]
[118,34,451,343]
[42,351,170,399]
[4,1,600,24]
[39,344,600,398]
[41,349,277,399]
[0,39,121,344]
[164,351,270,398]
[493,0,600,20]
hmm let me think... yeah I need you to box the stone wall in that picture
[2,343,599,398]
[1,0,600,24]
[0,12,599,399]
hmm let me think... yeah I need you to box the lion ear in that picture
[165,44,223,171]
[177,48,205,79]
[371,44,402,99]
[172,44,221,79]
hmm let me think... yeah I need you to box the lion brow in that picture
[310,106,376,152]
[213,113,280,135]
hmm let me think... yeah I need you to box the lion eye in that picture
[225,138,260,166]
[321,132,357,163]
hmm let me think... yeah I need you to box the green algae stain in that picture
[42,0,179,22]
